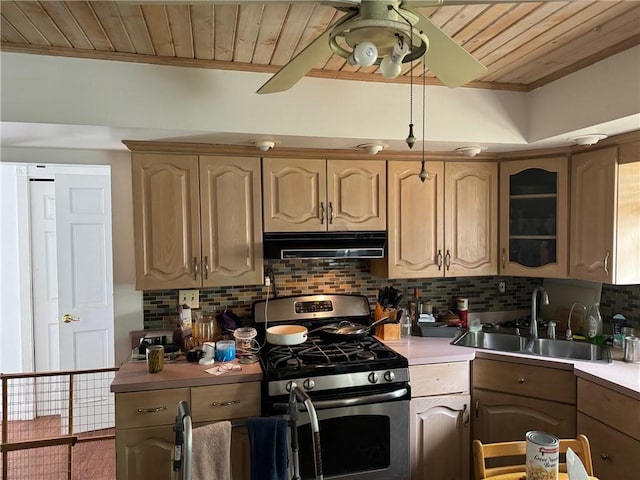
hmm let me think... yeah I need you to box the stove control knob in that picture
[384,371,395,382]
[368,372,379,384]
[303,378,315,390]
[285,381,294,392]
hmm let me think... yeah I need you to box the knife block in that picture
[375,323,400,340]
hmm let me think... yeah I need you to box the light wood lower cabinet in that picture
[472,358,576,443]
[115,382,260,480]
[409,362,471,480]
[577,378,640,480]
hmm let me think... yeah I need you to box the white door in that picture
[55,171,114,431]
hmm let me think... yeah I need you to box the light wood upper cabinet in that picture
[132,153,263,290]
[499,156,568,278]
[569,143,640,284]
[445,162,498,277]
[262,158,386,232]
[375,160,497,278]
[199,156,263,287]
[132,153,201,290]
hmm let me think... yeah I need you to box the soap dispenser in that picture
[586,302,603,344]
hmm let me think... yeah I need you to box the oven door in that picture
[283,393,410,479]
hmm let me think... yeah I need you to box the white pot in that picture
[266,325,308,345]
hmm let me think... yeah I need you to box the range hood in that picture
[263,231,386,259]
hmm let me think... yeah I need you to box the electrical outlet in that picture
[179,289,199,309]
[498,281,506,294]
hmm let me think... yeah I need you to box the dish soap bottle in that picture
[586,302,603,344]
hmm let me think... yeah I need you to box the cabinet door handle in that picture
[445,250,451,270]
[193,257,199,280]
[329,201,334,224]
[474,400,479,420]
[600,452,610,461]
[463,403,470,428]
[501,248,506,270]
[437,250,443,270]
[203,256,209,280]
[603,252,610,275]
[137,405,167,414]
[517,377,525,384]
[211,400,240,407]
[320,202,325,224]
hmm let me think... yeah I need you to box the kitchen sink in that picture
[452,331,613,364]
[451,331,528,352]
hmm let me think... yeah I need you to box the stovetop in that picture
[260,333,407,381]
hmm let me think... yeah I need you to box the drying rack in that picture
[171,386,322,480]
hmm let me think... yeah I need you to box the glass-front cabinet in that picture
[499,156,568,277]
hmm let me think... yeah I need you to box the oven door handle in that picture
[273,387,409,411]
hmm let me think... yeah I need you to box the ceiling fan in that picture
[257,0,488,94]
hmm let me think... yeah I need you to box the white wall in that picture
[528,46,640,141]
[0,52,529,147]
[0,148,141,367]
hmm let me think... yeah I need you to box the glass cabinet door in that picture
[499,157,568,277]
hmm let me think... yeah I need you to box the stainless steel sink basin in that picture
[529,338,612,363]
[451,331,528,352]
[452,331,613,364]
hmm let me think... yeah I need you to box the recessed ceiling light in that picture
[571,134,608,146]
[455,146,485,157]
[357,143,384,155]
[253,139,276,151]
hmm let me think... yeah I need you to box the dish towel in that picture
[192,420,232,480]
[246,417,289,480]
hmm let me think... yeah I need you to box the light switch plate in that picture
[179,289,199,309]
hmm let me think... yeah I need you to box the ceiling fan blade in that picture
[409,8,487,87]
[257,27,335,94]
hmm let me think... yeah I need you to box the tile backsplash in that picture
[143,259,639,331]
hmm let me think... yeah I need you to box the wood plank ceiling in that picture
[1,1,639,92]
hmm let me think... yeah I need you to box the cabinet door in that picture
[499,157,568,277]
[577,412,640,480]
[570,147,617,283]
[116,425,174,480]
[472,388,576,444]
[230,426,251,480]
[384,161,444,279]
[262,157,327,232]
[410,394,470,480]
[200,156,263,287]
[327,159,386,231]
[444,162,498,277]
[132,153,201,290]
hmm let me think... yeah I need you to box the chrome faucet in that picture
[530,286,550,338]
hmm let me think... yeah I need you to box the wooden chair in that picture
[473,435,595,480]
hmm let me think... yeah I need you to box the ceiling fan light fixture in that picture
[572,134,608,146]
[348,41,378,67]
[455,146,484,157]
[358,143,384,155]
[254,140,275,151]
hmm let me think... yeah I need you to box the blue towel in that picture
[246,417,288,480]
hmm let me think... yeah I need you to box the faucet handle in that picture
[547,320,557,340]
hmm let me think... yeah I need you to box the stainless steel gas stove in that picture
[252,294,410,480]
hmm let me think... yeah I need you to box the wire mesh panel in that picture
[1,368,117,480]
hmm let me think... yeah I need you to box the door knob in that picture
[62,314,80,323]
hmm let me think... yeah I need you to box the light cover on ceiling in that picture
[254,140,275,151]
[456,146,485,157]
[571,134,608,146]
[358,143,384,155]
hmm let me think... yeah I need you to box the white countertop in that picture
[380,335,640,401]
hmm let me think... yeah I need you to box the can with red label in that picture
[526,431,559,480]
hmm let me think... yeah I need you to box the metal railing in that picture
[1,367,118,480]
